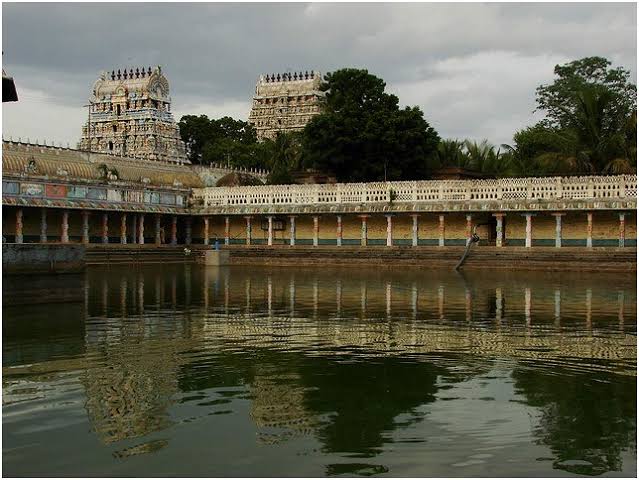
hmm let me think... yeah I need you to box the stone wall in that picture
[3,243,86,274]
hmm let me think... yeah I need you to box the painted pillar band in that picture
[313,216,319,247]
[61,210,70,243]
[360,215,368,247]
[289,216,296,246]
[171,216,177,245]
[493,213,504,248]
[525,214,532,248]
[15,208,23,244]
[438,214,445,247]
[203,217,210,246]
[336,216,343,247]
[267,216,274,246]
[155,214,162,245]
[552,213,564,248]
[81,211,89,244]
[40,208,47,243]
[120,213,127,244]
[101,213,108,244]
[224,217,230,245]
[619,213,626,248]
[245,216,252,245]
[465,214,473,239]
[411,214,419,247]
[131,215,137,245]
[138,214,144,245]
[586,212,593,248]
[386,215,393,247]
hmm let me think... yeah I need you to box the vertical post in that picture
[155,214,162,245]
[15,208,23,244]
[586,212,593,248]
[267,216,274,246]
[465,214,473,239]
[313,215,319,247]
[120,213,127,244]
[131,215,137,244]
[40,208,47,243]
[82,211,89,244]
[224,216,230,245]
[385,214,393,247]
[185,217,192,245]
[138,214,144,245]
[493,213,504,247]
[289,216,296,246]
[245,216,252,245]
[61,210,70,243]
[619,213,626,247]
[171,216,177,245]
[101,212,108,244]
[203,217,209,246]
[359,215,369,246]
[524,213,532,248]
[438,214,445,247]
[551,213,564,248]
[336,215,342,247]
[411,214,419,247]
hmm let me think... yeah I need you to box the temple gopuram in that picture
[78,66,187,163]
[248,71,324,141]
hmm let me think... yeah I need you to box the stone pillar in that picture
[586,212,593,248]
[619,213,626,247]
[267,216,274,246]
[60,210,70,243]
[465,214,473,239]
[120,213,127,244]
[40,208,47,243]
[385,214,393,247]
[138,214,144,245]
[336,215,343,247]
[81,211,89,244]
[493,213,505,247]
[171,216,177,245]
[224,217,230,245]
[131,215,137,244]
[15,208,23,244]
[101,213,108,244]
[185,217,192,245]
[289,216,296,246]
[359,215,369,246]
[155,214,162,245]
[410,214,419,247]
[438,214,445,247]
[203,217,210,246]
[551,213,564,248]
[524,213,533,248]
[313,215,319,247]
[244,216,252,245]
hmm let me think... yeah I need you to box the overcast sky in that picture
[2,2,636,148]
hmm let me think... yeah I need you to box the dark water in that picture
[3,265,636,477]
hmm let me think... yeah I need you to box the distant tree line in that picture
[179,56,636,184]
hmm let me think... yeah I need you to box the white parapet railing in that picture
[193,175,637,207]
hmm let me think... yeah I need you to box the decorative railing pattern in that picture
[194,175,637,207]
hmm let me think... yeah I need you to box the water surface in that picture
[3,265,636,477]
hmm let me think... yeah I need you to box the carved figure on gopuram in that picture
[78,66,188,164]
[248,70,325,141]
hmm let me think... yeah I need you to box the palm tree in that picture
[434,139,471,169]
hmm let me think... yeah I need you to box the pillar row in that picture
[551,213,565,248]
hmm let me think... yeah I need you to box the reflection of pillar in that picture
[131,215,137,244]
[551,213,564,248]
[138,214,144,245]
[185,217,192,246]
[224,216,230,245]
[184,264,191,306]
[203,268,209,310]
[120,277,127,317]
[171,216,177,245]
[438,214,445,247]
[586,212,593,248]
[360,281,367,316]
[336,279,342,315]
[386,282,392,319]
[289,216,296,246]
[313,278,319,318]
[585,288,592,330]
[524,288,531,326]
[40,208,47,243]
[336,215,342,247]
[312,216,319,247]
[245,278,251,313]
[155,214,161,245]
[465,287,472,322]
[62,210,70,243]
[120,213,127,244]
[102,278,108,316]
[267,216,274,246]
[493,213,504,247]
[385,215,393,247]
[554,289,561,327]
[245,216,252,245]
[619,213,626,247]
[155,275,161,309]
[171,273,177,309]
[289,276,295,317]
[138,274,144,314]
[438,285,444,320]
[465,214,473,239]
[524,214,533,248]
[203,217,210,246]
[495,287,503,323]
[267,276,273,316]
[411,283,418,320]
[15,208,23,244]
[81,211,89,244]
[359,215,369,246]
[410,214,419,247]
[618,291,625,329]
[224,274,229,315]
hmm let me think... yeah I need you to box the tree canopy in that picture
[301,68,440,182]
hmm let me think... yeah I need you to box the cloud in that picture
[2,3,636,147]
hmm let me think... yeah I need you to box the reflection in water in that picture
[2,265,636,477]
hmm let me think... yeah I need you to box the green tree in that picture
[301,68,440,182]
[266,132,302,184]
